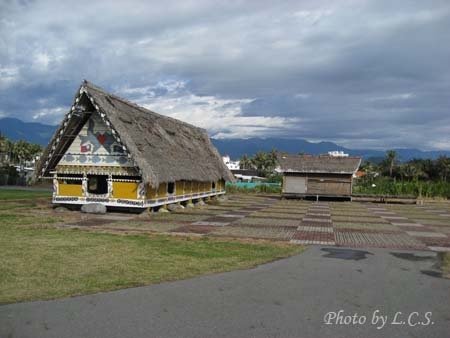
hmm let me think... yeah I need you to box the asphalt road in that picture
[1,246,449,338]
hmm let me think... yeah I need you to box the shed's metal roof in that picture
[278,154,361,174]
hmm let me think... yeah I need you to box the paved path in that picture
[162,197,450,251]
[1,246,449,338]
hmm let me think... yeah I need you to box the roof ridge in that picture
[37,80,234,185]
[282,153,361,159]
[83,80,206,132]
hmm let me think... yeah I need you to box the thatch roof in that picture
[278,154,361,174]
[38,80,234,187]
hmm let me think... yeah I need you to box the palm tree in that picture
[437,156,450,182]
[239,154,252,170]
[267,148,278,170]
[0,136,14,165]
[0,134,7,164]
[251,151,268,173]
[386,150,397,177]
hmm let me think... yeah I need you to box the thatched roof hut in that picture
[38,80,234,188]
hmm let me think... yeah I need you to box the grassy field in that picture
[0,207,303,304]
[0,189,51,200]
[354,177,450,198]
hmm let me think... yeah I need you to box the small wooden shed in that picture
[278,154,361,200]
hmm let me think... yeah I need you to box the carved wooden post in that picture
[53,173,58,198]
[108,174,113,198]
[82,173,87,197]
[138,181,146,200]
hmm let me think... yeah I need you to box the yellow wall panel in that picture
[113,182,138,199]
[58,182,82,197]
[146,186,157,199]
[176,181,184,195]
[185,181,192,193]
[158,183,167,197]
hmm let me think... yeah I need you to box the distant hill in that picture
[1,117,449,161]
[0,118,55,146]
[210,138,450,162]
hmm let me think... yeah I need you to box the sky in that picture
[1,0,449,150]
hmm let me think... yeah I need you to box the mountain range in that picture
[1,117,449,162]
[0,118,56,146]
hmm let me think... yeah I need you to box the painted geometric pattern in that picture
[57,112,134,167]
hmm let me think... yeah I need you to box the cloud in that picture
[117,80,301,139]
[32,106,68,124]
[369,93,414,101]
[0,66,20,89]
[0,0,450,150]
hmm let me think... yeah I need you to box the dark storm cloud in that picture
[0,0,449,149]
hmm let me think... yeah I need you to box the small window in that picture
[59,174,83,185]
[167,182,175,194]
[63,179,82,185]
[112,175,141,181]
[88,175,108,194]
[212,182,216,190]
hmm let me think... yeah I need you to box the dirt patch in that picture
[170,225,218,234]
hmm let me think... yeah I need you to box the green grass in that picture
[212,226,296,240]
[226,185,281,194]
[0,213,61,227]
[0,202,37,211]
[354,177,450,198]
[0,213,303,304]
[0,189,51,200]
[101,220,183,232]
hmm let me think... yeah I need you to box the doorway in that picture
[87,175,108,195]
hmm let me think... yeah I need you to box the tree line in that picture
[239,149,278,173]
[355,150,450,198]
[0,134,43,166]
[236,149,450,198]
[361,150,450,182]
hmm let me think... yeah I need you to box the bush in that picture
[354,177,450,199]
[225,183,281,194]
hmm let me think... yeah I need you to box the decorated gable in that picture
[57,113,134,167]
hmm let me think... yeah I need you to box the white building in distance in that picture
[328,151,349,157]
[222,155,240,170]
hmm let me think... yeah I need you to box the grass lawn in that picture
[0,213,303,304]
[0,189,51,200]
[100,220,183,232]
[0,202,37,211]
